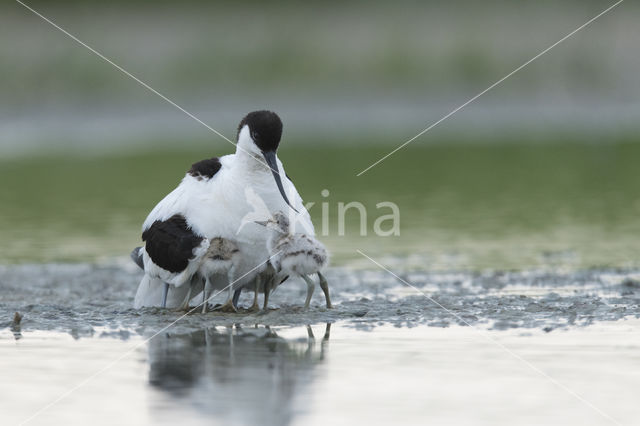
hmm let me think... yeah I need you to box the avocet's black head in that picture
[237,110,283,152]
[236,110,297,213]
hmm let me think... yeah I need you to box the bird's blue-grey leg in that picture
[161,283,169,308]
[213,269,237,313]
[262,276,273,311]
[248,276,261,312]
[202,278,209,314]
[228,280,234,304]
[301,275,315,309]
[178,283,193,311]
[232,288,242,309]
[317,271,332,308]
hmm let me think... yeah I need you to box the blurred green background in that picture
[1,0,638,269]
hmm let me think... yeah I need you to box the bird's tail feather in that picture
[134,274,196,308]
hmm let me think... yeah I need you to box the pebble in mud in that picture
[621,278,640,288]
[12,312,22,326]
[10,312,23,340]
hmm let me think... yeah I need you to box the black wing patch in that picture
[142,215,204,273]
[188,157,222,180]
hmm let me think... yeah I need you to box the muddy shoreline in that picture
[1,262,639,339]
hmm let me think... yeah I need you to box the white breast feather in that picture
[140,152,314,289]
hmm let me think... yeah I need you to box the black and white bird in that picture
[131,237,241,312]
[257,211,332,309]
[133,110,314,309]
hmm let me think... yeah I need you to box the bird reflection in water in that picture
[147,323,331,425]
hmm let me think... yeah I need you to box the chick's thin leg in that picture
[214,269,237,313]
[248,276,261,312]
[301,275,315,309]
[317,271,332,309]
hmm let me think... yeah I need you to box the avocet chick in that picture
[197,237,241,313]
[256,211,332,309]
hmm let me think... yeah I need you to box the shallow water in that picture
[1,263,640,425]
[3,321,640,426]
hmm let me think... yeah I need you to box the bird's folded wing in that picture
[142,214,210,286]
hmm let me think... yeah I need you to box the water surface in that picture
[3,320,639,426]
[1,142,640,269]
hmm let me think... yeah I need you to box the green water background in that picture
[2,138,638,270]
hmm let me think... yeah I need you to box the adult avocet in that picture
[133,110,314,309]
